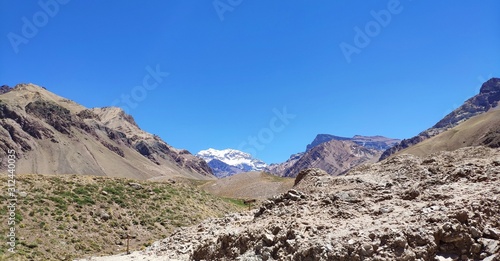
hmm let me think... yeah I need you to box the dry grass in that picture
[0,174,245,261]
[200,171,294,200]
[399,109,500,157]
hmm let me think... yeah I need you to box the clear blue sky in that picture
[1,1,499,163]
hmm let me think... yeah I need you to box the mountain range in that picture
[3,78,500,260]
[196,148,267,178]
[306,134,400,151]
[265,135,399,177]
[3,78,498,181]
[197,135,399,178]
[0,84,213,180]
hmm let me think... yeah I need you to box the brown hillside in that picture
[0,84,213,180]
[397,108,500,157]
[200,171,294,200]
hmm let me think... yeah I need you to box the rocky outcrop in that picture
[85,146,500,261]
[381,77,500,160]
[0,85,12,94]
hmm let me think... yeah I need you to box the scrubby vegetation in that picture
[0,174,244,260]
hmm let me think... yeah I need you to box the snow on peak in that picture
[196,148,267,171]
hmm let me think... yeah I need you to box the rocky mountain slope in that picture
[267,135,398,178]
[265,152,304,176]
[0,83,213,180]
[380,77,500,160]
[196,148,267,178]
[267,140,381,178]
[307,134,400,151]
[397,107,500,157]
[84,146,500,261]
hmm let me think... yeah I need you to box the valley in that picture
[1,78,500,260]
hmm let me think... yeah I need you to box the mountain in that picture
[205,159,244,178]
[278,139,381,177]
[196,148,268,178]
[0,83,214,180]
[265,152,304,176]
[306,134,400,151]
[380,77,500,160]
[396,107,500,157]
[266,135,397,177]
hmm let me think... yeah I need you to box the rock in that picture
[470,243,482,253]
[294,168,328,186]
[360,243,374,256]
[470,227,482,238]
[379,205,395,214]
[483,254,499,261]
[485,228,500,240]
[262,234,274,246]
[99,210,111,221]
[478,238,500,255]
[453,210,469,223]
[128,182,143,190]
[402,188,420,200]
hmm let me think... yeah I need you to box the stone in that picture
[360,243,374,256]
[485,228,500,240]
[470,227,482,238]
[478,238,500,255]
[128,182,143,190]
[470,243,482,254]
[99,210,111,221]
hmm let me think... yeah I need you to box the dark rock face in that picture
[207,159,245,178]
[0,85,12,95]
[380,78,500,161]
[307,134,400,151]
[25,100,73,134]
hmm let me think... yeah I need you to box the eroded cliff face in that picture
[0,83,213,180]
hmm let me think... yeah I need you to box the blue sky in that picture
[1,1,499,163]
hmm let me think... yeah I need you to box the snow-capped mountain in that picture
[196,148,268,178]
